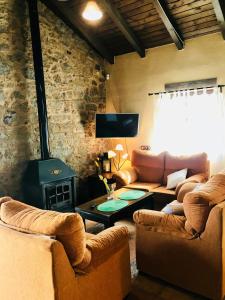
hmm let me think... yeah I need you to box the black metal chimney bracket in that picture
[27,0,50,160]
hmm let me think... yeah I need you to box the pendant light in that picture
[82,1,103,21]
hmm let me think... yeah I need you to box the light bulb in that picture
[82,1,103,21]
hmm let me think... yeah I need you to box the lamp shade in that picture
[82,1,103,21]
[108,150,116,158]
[115,144,124,151]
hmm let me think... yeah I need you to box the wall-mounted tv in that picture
[95,113,139,138]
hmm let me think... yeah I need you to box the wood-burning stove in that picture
[23,158,76,212]
[22,0,76,212]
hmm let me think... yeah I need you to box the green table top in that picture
[97,199,128,212]
[118,190,146,200]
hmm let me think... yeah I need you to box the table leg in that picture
[82,217,86,231]
[104,220,114,229]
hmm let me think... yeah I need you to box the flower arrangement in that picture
[99,174,116,199]
[93,144,128,199]
[94,158,112,198]
[94,157,102,175]
[99,175,110,191]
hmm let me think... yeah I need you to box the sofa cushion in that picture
[175,173,208,196]
[131,150,165,183]
[166,168,187,189]
[161,200,184,215]
[152,186,176,195]
[183,173,225,234]
[0,200,86,266]
[163,152,208,185]
[125,182,161,192]
[177,182,202,203]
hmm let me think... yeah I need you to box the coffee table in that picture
[75,188,153,228]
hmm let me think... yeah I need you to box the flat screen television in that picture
[95,113,139,138]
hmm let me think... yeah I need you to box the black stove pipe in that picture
[27,0,50,160]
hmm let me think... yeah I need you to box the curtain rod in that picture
[148,84,225,96]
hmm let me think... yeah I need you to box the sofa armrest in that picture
[77,226,129,272]
[133,209,190,238]
[0,196,13,207]
[113,166,138,187]
[175,173,207,196]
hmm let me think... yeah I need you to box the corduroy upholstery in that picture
[183,172,225,234]
[134,172,225,299]
[0,197,131,300]
[175,174,207,196]
[1,199,86,266]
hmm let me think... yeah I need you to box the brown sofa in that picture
[133,171,225,299]
[0,197,131,300]
[114,150,209,204]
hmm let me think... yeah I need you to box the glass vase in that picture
[106,183,116,200]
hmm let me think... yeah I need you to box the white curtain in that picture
[151,87,225,175]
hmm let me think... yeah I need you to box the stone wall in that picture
[0,0,107,198]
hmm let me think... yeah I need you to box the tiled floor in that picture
[86,219,208,300]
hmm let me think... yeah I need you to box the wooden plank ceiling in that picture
[42,0,224,63]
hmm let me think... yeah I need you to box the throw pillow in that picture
[166,168,187,190]
[161,200,184,215]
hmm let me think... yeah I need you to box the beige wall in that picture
[106,33,225,155]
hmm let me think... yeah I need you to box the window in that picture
[151,87,225,174]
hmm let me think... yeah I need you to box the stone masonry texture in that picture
[0,0,107,199]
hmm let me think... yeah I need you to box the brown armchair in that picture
[0,197,131,300]
[133,172,225,300]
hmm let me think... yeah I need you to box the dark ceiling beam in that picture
[211,0,225,39]
[97,0,145,58]
[152,0,184,50]
[40,0,114,64]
